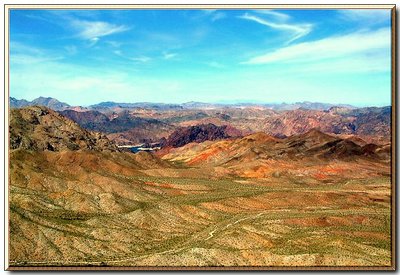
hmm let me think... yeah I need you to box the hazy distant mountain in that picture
[10,97,70,111]
[10,97,30,108]
[10,97,358,112]
[214,101,355,110]
[90,101,183,110]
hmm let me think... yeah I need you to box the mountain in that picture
[90,101,183,111]
[10,106,117,152]
[253,107,391,144]
[60,109,176,144]
[10,97,30,108]
[178,101,356,110]
[162,129,389,177]
[341,106,391,137]
[10,97,70,111]
[264,101,355,111]
[162,123,243,148]
[8,106,392,267]
[59,110,110,129]
[11,97,357,112]
[10,97,391,145]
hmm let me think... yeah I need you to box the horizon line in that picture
[10,96,391,108]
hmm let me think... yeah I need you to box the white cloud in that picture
[130,56,151,63]
[10,41,43,55]
[10,42,64,65]
[199,9,226,22]
[339,9,391,24]
[254,10,290,22]
[211,12,226,22]
[113,50,151,63]
[10,54,64,65]
[296,54,390,74]
[239,13,312,44]
[201,9,217,14]
[163,52,177,60]
[10,60,184,105]
[106,41,122,48]
[242,28,390,66]
[71,19,129,41]
[87,37,99,47]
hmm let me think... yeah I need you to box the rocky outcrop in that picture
[9,106,117,152]
[163,123,242,148]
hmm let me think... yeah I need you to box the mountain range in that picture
[8,104,392,267]
[9,97,391,146]
[10,96,356,111]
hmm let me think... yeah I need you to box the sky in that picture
[9,8,392,106]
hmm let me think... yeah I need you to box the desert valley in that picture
[8,97,392,267]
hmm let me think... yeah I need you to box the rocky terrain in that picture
[10,106,117,152]
[60,109,176,144]
[8,104,393,268]
[10,97,391,146]
[162,124,243,148]
[161,129,390,178]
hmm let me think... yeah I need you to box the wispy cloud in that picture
[130,56,151,63]
[10,59,183,105]
[338,9,391,25]
[106,40,123,48]
[242,28,390,65]
[10,41,43,55]
[239,12,312,44]
[10,54,64,65]
[163,52,177,60]
[254,10,290,22]
[87,37,99,47]
[201,9,216,14]
[70,19,129,42]
[211,12,226,22]
[10,42,64,65]
[199,9,226,22]
[113,50,151,63]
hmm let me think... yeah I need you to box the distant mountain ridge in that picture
[10,96,391,145]
[10,97,70,111]
[90,101,183,110]
[11,96,358,111]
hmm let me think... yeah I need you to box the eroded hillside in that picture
[8,106,392,268]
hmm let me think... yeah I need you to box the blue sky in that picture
[9,8,392,106]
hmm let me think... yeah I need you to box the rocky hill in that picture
[60,109,176,144]
[9,106,117,152]
[162,123,243,148]
[59,110,110,129]
[162,129,389,177]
